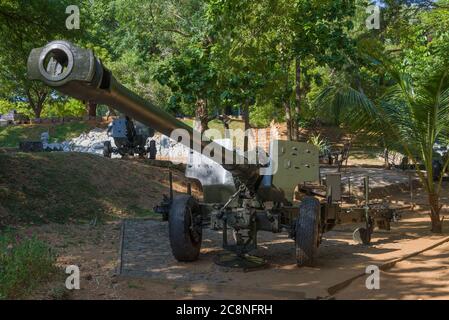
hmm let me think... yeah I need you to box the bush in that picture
[0,230,57,299]
[0,98,87,120]
[42,98,86,118]
[308,133,331,156]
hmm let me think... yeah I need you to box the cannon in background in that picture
[103,116,157,159]
[27,41,397,266]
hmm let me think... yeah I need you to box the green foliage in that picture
[250,103,280,128]
[206,0,357,134]
[307,133,331,156]
[0,0,83,117]
[0,99,15,113]
[42,99,86,118]
[318,45,449,231]
[154,44,218,114]
[1,0,449,133]
[2,97,85,119]
[0,230,56,299]
[0,99,31,117]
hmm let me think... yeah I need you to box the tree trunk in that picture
[293,57,301,141]
[195,98,209,134]
[28,94,47,119]
[383,147,390,169]
[26,89,47,119]
[34,104,43,119]
[428,192,443,233]
[243,99,250,152]
[284,64,292,141]
[87,101,97,117]
[284,100,292,141]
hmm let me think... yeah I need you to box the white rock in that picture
[44,127,190,162]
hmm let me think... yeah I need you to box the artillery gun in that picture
[103,116,156,158]
[27,41,397,266]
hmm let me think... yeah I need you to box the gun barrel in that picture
[27,41,260,189]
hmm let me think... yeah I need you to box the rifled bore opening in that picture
[43,49,69,77]
[38,43,74,82]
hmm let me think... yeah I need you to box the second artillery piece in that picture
[103,116,157,159]
[27,41,398,266]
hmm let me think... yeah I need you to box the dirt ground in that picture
[335,240,449,299]
[21,177,449,300]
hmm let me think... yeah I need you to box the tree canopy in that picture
[1,0,447,126]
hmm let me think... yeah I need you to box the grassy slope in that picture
[0,122,106,148]
[0,152,183,225]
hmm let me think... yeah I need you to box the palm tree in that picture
[315,62,449,233]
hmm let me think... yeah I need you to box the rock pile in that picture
[42,127,190,162]
[67,128,114,156]
[40,128,116,156]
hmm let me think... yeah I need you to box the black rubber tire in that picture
[169,195,202,262]
[103,141,112,158]
[295,196,321,267]
[149,140,157,160]
[353,227,371,245]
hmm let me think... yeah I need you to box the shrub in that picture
[308,133,331,156]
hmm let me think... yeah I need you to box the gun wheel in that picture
[103,141,112,158]
[353,227,371,245]
[295,196,321,267]
[169,195,202,262]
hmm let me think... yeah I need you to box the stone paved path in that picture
[120,219,227,281]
